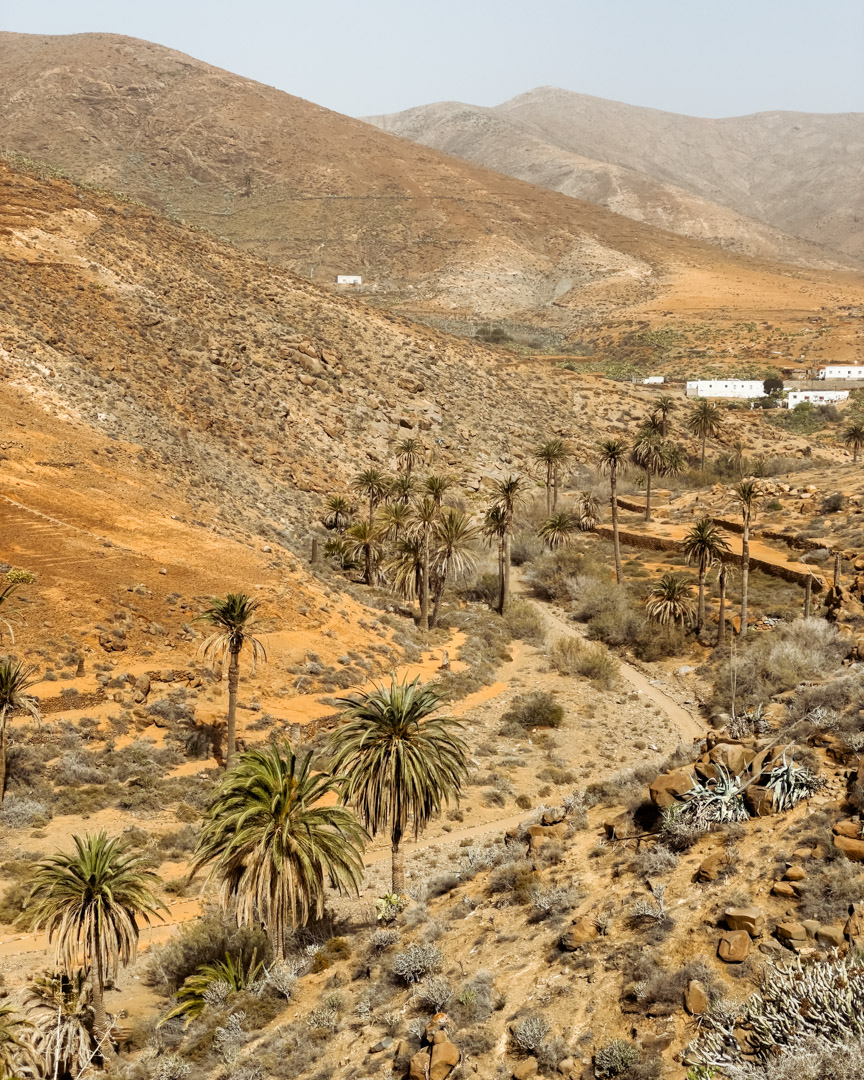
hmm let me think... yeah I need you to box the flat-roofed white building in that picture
[685,380,766,399]
[786,389,849,409]
[336,275,362,285]
[642,376,665,384]
[817,365,864,380]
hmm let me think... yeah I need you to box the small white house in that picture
[685,380,766,400]
[642,376,665,385]
[336,275,362,286]
[786,389,849,409]
[817,365,864,380]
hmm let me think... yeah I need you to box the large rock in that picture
[772,881,799,899]
[776,921,807,943]
[526,822,568,852]
[560,917,597,950]
[745,785,776,817]
[833,820,864,839]
[845,903,864,942]
[649,770,694,808]
[718,930,751,962]
[512,1058,538,1080]
[684,979,709,1015]
[725,907,764,937]
[541,807,566,825]
[409,1049,431,1080]
[834,834,864,862]
[709,741,754,775]
[696,851,727,882]
[429,1038,460,1080]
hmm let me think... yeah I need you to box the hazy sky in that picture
[5,0,864,117]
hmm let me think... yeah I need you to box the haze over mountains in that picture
[367,86,864,266]
[1,31,860,342]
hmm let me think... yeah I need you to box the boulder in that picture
[409,1049,431,1080]
[556,1059,576,1077]
[709,741,753,775]
[724,907,764,937]
[833,820,864,839]
[602,812,632,840]
[430,1038,460,1080]
[696,851,727,882]
[649,770,694,808]
[802,920,821,940]
[512,1058,538,1080]
[817,925,846,948]
[526,823,569,852]
[560,917,597,950]
[845,903,864,941]
[776,921,807,943]
[834,834,864,862]
[718,930,750,962]
[684,980,709,1015]
[371,1037,394,1053]
[772,881,799,899]
[745,785,776,817]
[541,807,567,826]
[784,865,808,882]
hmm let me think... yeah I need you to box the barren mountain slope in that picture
[1,32,858,334]
[368,87,864,263]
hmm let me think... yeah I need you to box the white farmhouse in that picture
[786,389,849,409]
[817,365,864,380]
[685,380,766,399]
[642,375,665,385]
[336,274,362,285]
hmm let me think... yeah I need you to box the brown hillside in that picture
[1,31,861,336]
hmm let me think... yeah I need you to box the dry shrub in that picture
[548,636,619,688]
[500,691,563,730]
[503,600,546,646]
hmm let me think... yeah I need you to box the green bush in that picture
[501,691,564,730]
[503,600,546,645]
[527,548,596,602]
[548,636,619,688]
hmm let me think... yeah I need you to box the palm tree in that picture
[733,479,761,638]
[717,562,730,647]
[189,743,365,958]
[346,519,384,587]
[159,952,263,1028]
[352,468,389,524]
[631,420,671,522]
[25,969,93,1078]
[576,491,601,531]
[0,1003,34,1079]
[329,677,468,894]
[646,573,696,629]
[683,518,731,636]
[488,476,528,614]
[411,496,439,632]
[539,511,580,549]
[323,495,355,533]
[652,395,676,436]
[534,440,571,513]
[389,473,416,505]
[429,508,480,628]
[0,661,40,804]
[844,423,864,463]
[482,504,508,616]
[687,400,724,470]
[196,594,266,766]
[598,439,629,585]
[424,474,456,508]
[395,438,424,475]
[28,832,165,1053]
[388,535,424,605]
[377,500,412,544]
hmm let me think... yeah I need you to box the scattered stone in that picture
[684,980,709,1015]
[371,1037,394,1053]
[772,881,799,899]
[560,917,598,950]
[784,865,807,882]
[817,925,846,948]
[833,820,863,839]
[834,834,864,862]
[512,1058,538,1080]
[648,770,694,808]
[718,930,750,962]
[745,785,776,817]
[696,851,727,882]
[430,1038,460,1080]
[724,907,764,937]
[775,921,807,943]
[541,807,566,826]
[802,920,821,940]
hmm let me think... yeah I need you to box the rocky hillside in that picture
[367,87,864,265]
[1,33,860,336]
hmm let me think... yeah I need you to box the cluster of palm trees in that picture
[0,676,466,1073]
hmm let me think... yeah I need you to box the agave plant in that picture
[575,491,600,530]
[764,751,827,812]
[25,969,94,1077]
[159,952,264,1028]
[679,765,750,827]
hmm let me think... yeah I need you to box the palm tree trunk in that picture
[419,525,430,631]
[364,544,372,586]
[0,706,7,805]
[697,565,706,636]
[391,839,405,895]
[610,468,623,585]
[92,938,112,1060]
[717,565,727,646]
[496,537,505,615]
[430,569,447,630]
[226,648,240,765]
[553,465,559,511]
[804,575,812,618]
[368,495,374,526]
[545,465,552,516]
[740,521,750,638]
[701,432,707,471]
[644,469,652,522]
[502,529,512,612]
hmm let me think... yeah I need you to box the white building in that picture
[685,380,766,400]
[336,275,362,285]
[817,365,864,380]
[642,376,665,385]
[786,389,849,409]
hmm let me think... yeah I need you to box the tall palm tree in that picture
[0,661,40,804]
[196,594,266,766]
[687,400,724,470]
[423,474,456,508]
[395,438,424,475]
[346,519,384,587]
[377,500,412,544]
[28,832,165,1053]
[631,419,671,522]
[489,476,528,614]
[25,969,94,1079]
[717,562,730,647]
[411,496,439,632]
[683,518,731,636]
[598,439,629,585]
[482,504,508,616]
[732,479,761,638]
[539,511,580,549]
[534,440,571,513]
[844,423,864,463]
[429,508,480,628]
[190,743,365,958]
[329,677,468,894]
[352,468,389,524]
[389,473,416,505]
[652,395,676,436]
[323,495,355,533]
[645,573,696,629]
[388,535,424,606]
[0,1004,34,1079]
